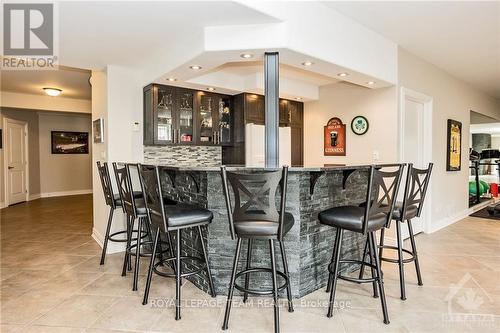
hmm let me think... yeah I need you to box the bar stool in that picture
[360,163,433,300]
[96,161,143,265]
[318,164,404,324]
[139,164,216,321]
[113,162,154,291]
[220,166,294,333]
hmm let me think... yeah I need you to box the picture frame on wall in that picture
[51,131,89,154]
[93,118,104,143]
[446,119,462,171]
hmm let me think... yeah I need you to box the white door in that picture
[402,98,426,235]
[5,119,28,205]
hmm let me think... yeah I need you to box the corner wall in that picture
[304,82,398,165]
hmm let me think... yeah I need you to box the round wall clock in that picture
[351,116,369,135]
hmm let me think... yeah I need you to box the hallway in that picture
[1,195,499,332]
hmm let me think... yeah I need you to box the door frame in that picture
[3,117,29,206]
[399,87,433,234]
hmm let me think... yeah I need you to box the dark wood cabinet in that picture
[244,94,265,124]
[143,84,232,146]
[226,93,304,166]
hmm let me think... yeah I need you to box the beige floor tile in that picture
[0,289,72,325]
[78,274,145,297]
[90,296,163,331]
[17,325,84,333]
[33,295,117,328]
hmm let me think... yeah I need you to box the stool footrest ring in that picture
[126,241,171,258]
[234,267,289,296]
[332,259,378,284]
[153,255,206,278]
[109,229,148,243]
[378,245,416,264]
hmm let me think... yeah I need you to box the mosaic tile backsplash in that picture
[143,145,222,166]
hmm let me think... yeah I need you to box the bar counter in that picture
[155,165,371,298]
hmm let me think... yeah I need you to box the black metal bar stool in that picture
[113,162,158,291]
[139,164,216,321]
[360,163,433,300]
[220,166,294,333]
[96,161,144,265]
[318,164,404,324]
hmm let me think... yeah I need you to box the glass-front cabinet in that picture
[143,84,232,146]
[176,89,194,144]
[155,85,174,144]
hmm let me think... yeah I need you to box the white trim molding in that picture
[0,202,6,209]
[429,199,495,233]
[91,227,125,254]
[29,193,41,201]
[40,189,92,198]
[399,87,434,234]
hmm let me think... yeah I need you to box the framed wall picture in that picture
[51,131,89,154]
[93,118,104,143]
[351,116,369,135]
[446,119,462,171]
[324,117,346,156]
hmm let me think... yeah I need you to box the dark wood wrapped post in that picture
[265,52,280,168]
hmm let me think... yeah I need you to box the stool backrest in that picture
[220,166,289,240]
[112,162,138,217]
[364,164,405,234]
[97,161,115,208]
[401,163,433,219]
[138,164,168,233]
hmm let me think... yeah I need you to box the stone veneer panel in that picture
[156,168,369,299]
[144,145,221,166]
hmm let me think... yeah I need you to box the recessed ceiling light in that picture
[166,77,177,82]
[366,81,375,85]
[189,65,202,70]
[240,53,253,59]
[295,97,302,100]
[207,87,215,91]
[301,61,314,66]
[337,72,349,77]
[43,87,62,97]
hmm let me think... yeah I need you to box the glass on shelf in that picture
[157,92,173,141]
[179,93,193,143]
[218,97,231,144]
[199,95,214,142]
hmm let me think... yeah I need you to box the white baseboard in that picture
[91,227,125,254]
[0,202,5,209]
[40,189,92,198]
[428,199,494,233]
[29,193,41,201]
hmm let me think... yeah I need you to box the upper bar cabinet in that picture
[143,84,232,146]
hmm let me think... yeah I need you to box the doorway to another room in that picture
[469,111,500,214]
[399,87,433,236]
[3,118,29,206]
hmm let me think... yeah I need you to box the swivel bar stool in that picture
[221,166,294,333]
[318,164,404,324]
[97,161,143,265]
[360,163,433,300]
[113,162,153,291]
[139,164,216,321]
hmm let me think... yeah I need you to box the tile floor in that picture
[1,194,499,332]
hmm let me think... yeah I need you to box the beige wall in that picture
[398,47,500,231]
[0,108,41,203]
[38,113,92,195]
[304,82,398,165]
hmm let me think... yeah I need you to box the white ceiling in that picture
[324,1,500,98]
[58,1,278,70]
[1,66,91,99]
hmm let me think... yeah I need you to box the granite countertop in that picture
[150,164,381,172]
